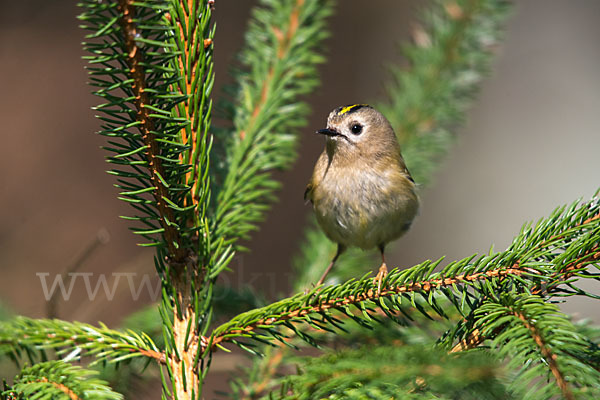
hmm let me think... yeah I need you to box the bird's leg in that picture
[316,244,344,286]
[374,244,388,295]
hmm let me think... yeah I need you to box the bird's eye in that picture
[350,124,363,135]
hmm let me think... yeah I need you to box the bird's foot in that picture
[373,263,388,296]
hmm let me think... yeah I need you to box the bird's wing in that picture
[404,166,415,183]
[304,182,314,205]
[305,150,328,205]
[398,155,415,183]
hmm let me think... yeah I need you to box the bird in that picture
[304,104,419,292]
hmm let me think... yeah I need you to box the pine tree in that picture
[1,0,599,399]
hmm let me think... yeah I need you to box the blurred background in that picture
[1,0,599,396]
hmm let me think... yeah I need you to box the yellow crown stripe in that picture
[338,104,369,115]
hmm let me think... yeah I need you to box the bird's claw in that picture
[373,263,388,296]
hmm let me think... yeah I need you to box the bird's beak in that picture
[316,128,339,137]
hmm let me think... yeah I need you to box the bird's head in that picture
[317,104,400,162]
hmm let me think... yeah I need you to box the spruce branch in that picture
[0,317,164,366]
[147,1,215,398]
[79,0,201,263]
[207,265,525,354]
[167,0,214,211]
[513,308,573,400]
[80,1,217,396]
[227,300,462,399]
[116,0,187,262]
[3,361,122,400]
[475,294,600,399]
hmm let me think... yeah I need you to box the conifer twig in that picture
[0,317,164,366]
[6,361,122,400]
[37,378,81,400]
[117,0,187,263]
[159,1,216,397]
[204,266,538,352]
[237,0,304,141]
[474,293,600,399]
[511,310,574,400]
[209,248,599,352]
[170,0,214,211]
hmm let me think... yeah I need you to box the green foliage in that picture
[475,294,600,399]
[79,0,198,258]
[3,361,121,400]
[276,345,510,400]
[572,319,600,369]
[0,317,161,367]
[226,299,459,399]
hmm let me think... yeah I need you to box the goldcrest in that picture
[305,104,419,287]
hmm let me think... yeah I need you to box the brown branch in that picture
[449,328,483,353]
[532,246,600,296]
[138,347,167,364]
[37,378,81,400]
[512,310,575,400]
[205,266,527,353]
[238,0,304,140]
[117,0,187,263]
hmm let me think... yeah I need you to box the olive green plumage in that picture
[306,104,419,284]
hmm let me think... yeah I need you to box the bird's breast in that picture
[312,164,419,249]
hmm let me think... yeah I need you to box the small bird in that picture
[305,104,419,291]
